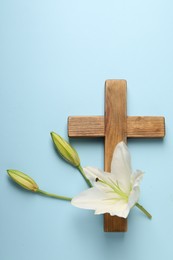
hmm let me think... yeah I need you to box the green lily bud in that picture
[50,132,80,167]
[7,169,39,192]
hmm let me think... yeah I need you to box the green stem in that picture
[135,202,152,219]
[77,165,92,187]
[37,189,72,201]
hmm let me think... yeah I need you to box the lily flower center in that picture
[96,177,129,201]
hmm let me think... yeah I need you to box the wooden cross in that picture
[68,80,165,232]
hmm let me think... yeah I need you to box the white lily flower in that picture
[71,141,144,218]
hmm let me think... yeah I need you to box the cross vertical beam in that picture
[104,80,127,232]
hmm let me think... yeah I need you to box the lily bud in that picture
[7,169,39,192]
[50,132,80,167]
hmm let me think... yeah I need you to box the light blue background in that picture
[0,0,172,259]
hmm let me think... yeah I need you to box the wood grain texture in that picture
[104,80,127,232]
[104,213,127,232]
[68,116,165,138]
[68,116,104,137]
[127,116,165,137]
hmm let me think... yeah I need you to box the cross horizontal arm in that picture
[68,116,165,138]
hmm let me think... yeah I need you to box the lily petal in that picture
[128,171,143,208]
[95,199,130,218]
[83,167,104,183]
[71,187,109,210]
[131,170,144,188]
[84,167,112,185]
[84,167,125,197]
[71,187,130,218]
[93,181,122,198]
[111,142,131,193]
[128,186,140,209]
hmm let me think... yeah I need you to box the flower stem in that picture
[135,203,152,219]
[37,189,72,201]
[77,165,92,187]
